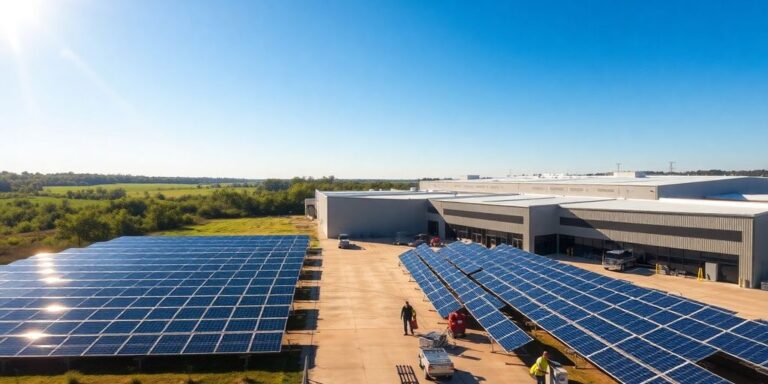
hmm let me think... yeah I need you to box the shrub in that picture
[64,370,82,384]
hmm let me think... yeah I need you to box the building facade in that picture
[316,175,768,288]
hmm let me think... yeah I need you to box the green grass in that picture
[0,196,109,208]
[155,216,318,245]
[0,353,303,384]
[43,183,201,194]
[0,370,301,384]
[42,184,259,198]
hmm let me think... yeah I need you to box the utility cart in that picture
[419,331,449,349]
[418,347,454,381]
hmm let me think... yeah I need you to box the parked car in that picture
[408,234,430,247]
[338,234,351,249]
[394,231,410,245]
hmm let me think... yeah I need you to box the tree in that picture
[56,210,111,246]
[110,209,144,236]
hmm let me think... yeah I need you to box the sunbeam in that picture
[59,47,137,115]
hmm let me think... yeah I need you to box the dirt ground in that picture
[294,239,538,384]
[550,254,768,320]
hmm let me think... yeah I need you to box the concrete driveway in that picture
[296,239,534,384]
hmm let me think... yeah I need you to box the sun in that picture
[0,0,42,52]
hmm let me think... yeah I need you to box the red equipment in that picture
[430,236,441,247]
[410,317,419,331]
[448,311,466,338]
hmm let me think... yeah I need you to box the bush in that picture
[5,236,21,246]
[64,370,83,384]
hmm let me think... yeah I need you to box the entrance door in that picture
[427,220,439,236]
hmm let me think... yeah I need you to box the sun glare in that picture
[44,304,67,313]
[22,331,46,341]
[0,0,42,52]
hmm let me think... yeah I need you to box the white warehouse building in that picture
[311,174,768,288]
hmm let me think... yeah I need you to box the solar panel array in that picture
[0,235,308,358]
[399,250,462,318]
[440,242,744,384]
[400,245,532,352]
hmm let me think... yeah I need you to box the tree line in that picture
[0,176,415,251]
[0,172,257,193]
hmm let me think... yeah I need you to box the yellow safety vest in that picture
[529,357,549,376]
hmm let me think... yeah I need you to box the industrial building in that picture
[312,174,768,288]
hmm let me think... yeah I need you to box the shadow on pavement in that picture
[300,270,323,280]
[288,308,319,330]
[294,286,320,301]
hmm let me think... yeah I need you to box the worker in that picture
[530,351,549,384]
[400,301,415,335]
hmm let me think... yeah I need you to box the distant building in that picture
[316,175,768,288]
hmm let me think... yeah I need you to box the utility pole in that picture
[669,161,676,174]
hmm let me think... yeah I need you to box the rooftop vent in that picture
[613,171,646,178]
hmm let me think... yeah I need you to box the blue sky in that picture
[1,0,766,179]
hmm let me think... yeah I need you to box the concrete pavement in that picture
[299,239,534,384]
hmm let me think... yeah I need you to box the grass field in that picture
[0,196,109,208]
[42,183,258,198]
[0,370,301,384]
[155,216,318,245]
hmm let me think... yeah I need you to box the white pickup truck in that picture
[418,347,454,380]
[602,249,637,272]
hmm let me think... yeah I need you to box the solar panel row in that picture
[399,251,462,318]
[0,235,308,358]
[438,242,732,384]
[486,246,768,368]
[406,245,532,352]
[413,246,504,309]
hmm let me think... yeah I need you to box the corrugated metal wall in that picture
[314,191,329,238]
[753,214,768,287]
[433,201,532,250]
[560,208,755,287]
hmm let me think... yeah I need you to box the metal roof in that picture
[560,198,768,217]
[428,175,753,187]
[318,190,470,200]
[432,194,611,207]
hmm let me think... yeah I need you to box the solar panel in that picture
[0,235,308,357]
[437,244,739,384]
[413,245,504,309]
[400,246,532,351]
[399,251,462,318]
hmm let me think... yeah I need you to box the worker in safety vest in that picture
[529,351,549,384]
